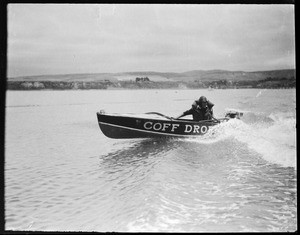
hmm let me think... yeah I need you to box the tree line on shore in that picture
[6,76,296,90]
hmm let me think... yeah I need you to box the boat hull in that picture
[97,112,221,139]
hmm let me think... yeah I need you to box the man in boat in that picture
[174,96,214,121]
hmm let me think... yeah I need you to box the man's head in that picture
[198,96,207,108]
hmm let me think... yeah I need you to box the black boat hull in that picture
[97,112,222,139]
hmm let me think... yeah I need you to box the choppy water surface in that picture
[5,89,296,232]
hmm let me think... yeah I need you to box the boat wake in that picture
[183,111,296,168]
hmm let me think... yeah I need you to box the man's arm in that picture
[207,100,214,116]
[174,108,193,119]
[207,100,214,109]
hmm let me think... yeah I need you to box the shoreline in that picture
[5,87,296,91]
[6,78,296,90]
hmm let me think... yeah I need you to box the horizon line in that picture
[7,68,296,79]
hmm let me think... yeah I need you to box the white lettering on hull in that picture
[153,123,162,131]
[144,122,153,130]
[184,125,193,133]
[162,123,171,131]
[193,125,200,133]
[171,124,180,132]
[201,125,208,134]
[143,122,208,134]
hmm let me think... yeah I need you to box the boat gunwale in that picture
[96,112,224,125]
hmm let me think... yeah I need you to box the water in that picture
[5,89,297,232]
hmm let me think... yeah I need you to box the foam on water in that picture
[182,125,232,145]
[183,111,296,168]
[242,112,296,168]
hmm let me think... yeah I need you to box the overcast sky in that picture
[7,4,295,77]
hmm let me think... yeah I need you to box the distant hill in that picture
[177,69,295,82]
[8,69,295,83]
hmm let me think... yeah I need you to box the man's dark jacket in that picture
[182,100,214,121]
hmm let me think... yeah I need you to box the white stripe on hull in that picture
[98,121,204,138]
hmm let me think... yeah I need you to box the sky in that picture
[7,4,295,77]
